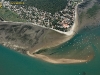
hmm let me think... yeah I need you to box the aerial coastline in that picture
[26,0,89,64]
[27,0,98,64]
[0,0,99,64]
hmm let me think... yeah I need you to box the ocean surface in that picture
[0,25,100,75]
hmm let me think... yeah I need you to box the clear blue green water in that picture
[0,26,100,75]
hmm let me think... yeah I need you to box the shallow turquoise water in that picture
[0,26,100,75]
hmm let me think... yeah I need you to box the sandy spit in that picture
[27,51,88,64]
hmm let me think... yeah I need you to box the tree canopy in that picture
[25,0,68,14]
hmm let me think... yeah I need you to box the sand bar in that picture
[27,51,88,64]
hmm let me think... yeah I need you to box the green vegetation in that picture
[25,0,68,14]
[0,7,26,22]
[86,3,100,17]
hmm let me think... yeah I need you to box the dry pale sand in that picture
[27,51,88,64]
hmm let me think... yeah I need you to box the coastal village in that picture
[0,0,99,66]
[1,0,82,32]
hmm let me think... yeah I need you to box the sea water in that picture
[0,26,100,75]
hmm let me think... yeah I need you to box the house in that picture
[62,20,70,28]
[63,23,70,28]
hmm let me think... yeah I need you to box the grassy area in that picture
[86,3,100,17]
[0,7,26,22]
[25,0,68,14]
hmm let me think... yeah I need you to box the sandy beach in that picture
[27,51,88,64]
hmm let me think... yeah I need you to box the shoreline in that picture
[2,20,76,36]
[27,51,88,64]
